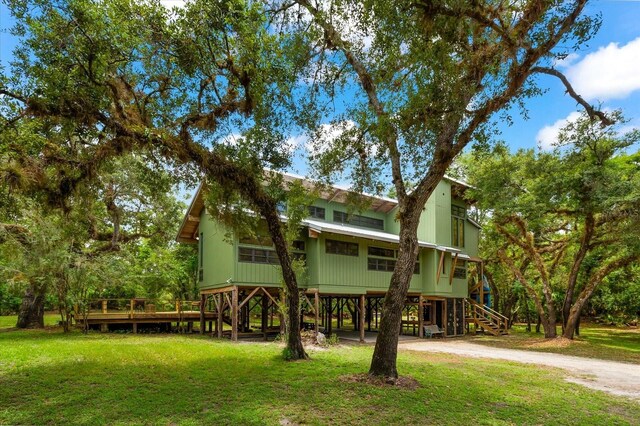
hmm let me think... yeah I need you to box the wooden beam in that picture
[359,295,365,343]
[199,293,206,335]
[436,251,445,282]
[260,287,278,306]
[216,293,223,338]
[201,285,236,295]
[279,290,285,335]
[231,286,238,341]
[300,293,315,313]
[261,293,268,341]
[314,290,319,336]
[418,295,424,338]
[238,287,261,310]
[308,228,320,239]
[449,253,459,285]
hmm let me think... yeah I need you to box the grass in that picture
[0,313,61,329]
[470,323,640,364]
[0,327,638,425]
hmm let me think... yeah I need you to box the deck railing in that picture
[465,299,509,335]
[76,299,202,316]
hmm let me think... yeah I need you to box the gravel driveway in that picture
[401,340,640,399]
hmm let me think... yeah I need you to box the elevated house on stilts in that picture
[176,172,507,342]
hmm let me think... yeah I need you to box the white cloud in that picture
[220,133,243,146]
[305,120,357,155]
[283,134,307,154]
[536,111,582,150]
[565,37,640,101]
[553,52,580,69]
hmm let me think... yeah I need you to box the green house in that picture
[177,173,502,341]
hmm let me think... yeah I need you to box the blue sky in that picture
[2,0,640,182]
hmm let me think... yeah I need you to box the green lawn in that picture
[0,313,60,329]
[470,323,640,364]
[0,328,638,425]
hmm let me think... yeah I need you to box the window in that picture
[239,233,273,247]
[308,206,326,220]
[238,247,279,264]
[276,201,287,213]
[368,245,419,274]
[454,264,467,279]
[292,240,305,251]
[292,252,307,262]
[368,246,396,258]
[368,257,395,271]
[333,211,384,230]
[326,239,359,256]
[452,205,466,247]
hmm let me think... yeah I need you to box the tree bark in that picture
[563,254,638,339]
[261,200,308,360]
[17,284,45,329]
[562,214,594,330]
[369,220,420,379]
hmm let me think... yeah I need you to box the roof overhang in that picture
[176,183,205,244]
[303,218,438,249]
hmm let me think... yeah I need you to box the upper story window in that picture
[326,239,359,256]
[333,211,384,231]
[368,245,420,274]
[451,205,466,248]
[276,201,287,214]
[308,206,326,220]
[453,262,467,279]
[239,233,273,247]
[368,246,396,258]
[238,247,279,264]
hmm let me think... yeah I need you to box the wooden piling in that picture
[359,294,365,343]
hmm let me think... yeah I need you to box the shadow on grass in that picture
[0,331,639,425]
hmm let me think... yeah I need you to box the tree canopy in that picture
[465,113,640,338]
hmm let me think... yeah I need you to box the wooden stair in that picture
[465,299,508,336]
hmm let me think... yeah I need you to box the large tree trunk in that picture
[562,254,637,339]
[369,206,421,379]
[562,214,594,331]
[17,284,45,329]
[262,201,307,360]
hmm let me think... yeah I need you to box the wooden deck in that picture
[78,310,216,325]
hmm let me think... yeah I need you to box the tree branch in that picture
[532,67,613,126]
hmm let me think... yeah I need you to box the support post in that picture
[327,296,332,337]
[279,290,285,336]
[101,300,108,314]
[217,293,223,338]
[480,263,485,307]
[359,294,365,343]
[261,294,268,341]
[419,295,424,338]
[199,293,206,335]
[314,291,319,336]
[132,322,137,334]
[231,287,238,341]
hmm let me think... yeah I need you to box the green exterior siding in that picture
[199,209,234,290]
[194,177,479,299]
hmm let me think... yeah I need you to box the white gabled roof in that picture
[303,218,439,249]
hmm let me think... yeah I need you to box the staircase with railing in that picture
[465,299,508,336]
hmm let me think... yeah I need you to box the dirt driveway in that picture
[401,340,640,400]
